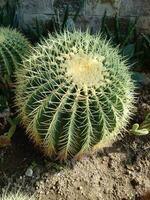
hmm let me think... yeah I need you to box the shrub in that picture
[15,31,135,160]
[0,27,30,84]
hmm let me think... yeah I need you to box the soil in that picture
[0,85,149,200]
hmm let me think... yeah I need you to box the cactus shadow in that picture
[96,133,150,166]
[0,127,149,196]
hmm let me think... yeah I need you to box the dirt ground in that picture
[0,85,149,200]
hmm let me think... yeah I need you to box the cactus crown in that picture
[0,27,30,83]
[15,31,135,160]
[62,50,107,88]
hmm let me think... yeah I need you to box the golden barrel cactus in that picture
[15,31,135,159]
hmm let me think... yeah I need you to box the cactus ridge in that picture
[15,31,135,159]
[0,27,30,83]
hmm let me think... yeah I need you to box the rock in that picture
[130,178,140,188]
[34,167,41,179]
[77,186,82,190]
[25,168,33,177]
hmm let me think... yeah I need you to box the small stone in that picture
[45,179,50,183]
[34,168,41,179]
[40,180,44,185]
[45,190,49,195]
[52,185,56,190]
[77,186,82,190]
[25,168,33,177]
[125,170,132,176]
[44,173,49,177]
[39,190,44,194]
[103,188,109,194]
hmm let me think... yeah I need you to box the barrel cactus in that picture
[1,191,35,200]
[15,31,135,159]
[0,27,30,84]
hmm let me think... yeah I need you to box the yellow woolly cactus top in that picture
[60,48,109,88]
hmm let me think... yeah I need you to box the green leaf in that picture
[104,24,112,39]
[101,10,107,33]
[142,34,150,47]
[130,123,149,136]
[4,117,20,139]
[61,5,69,31]
[0,95,8,113]
[114,13,120,44]
[122,17,138,47]
[122,44,135,59]
[73,0,85,22]
[131,72,145,85]
[141,113,150,131]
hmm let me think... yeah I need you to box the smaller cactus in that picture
[130,113,150,135]
[0,27,30,84]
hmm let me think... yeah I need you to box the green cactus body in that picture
[15,31,135,159]
[0,27,30,83]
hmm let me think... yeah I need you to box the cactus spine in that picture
[15,31,135,159]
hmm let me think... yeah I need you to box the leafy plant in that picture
[130,113,150,135]
[0,1,19,28]
[100,11,150,88]
[53,0,84,33]
[15,31,135,160]
[139,34,150,66]
[0,95,9,114]
[0,118,19,148]
[0,27,30,85]
[142,34,150,52]
[24,1,84,43]
[23,18,47,44]
[100,12,139,60]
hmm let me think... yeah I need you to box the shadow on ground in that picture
[0,126,149,200]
